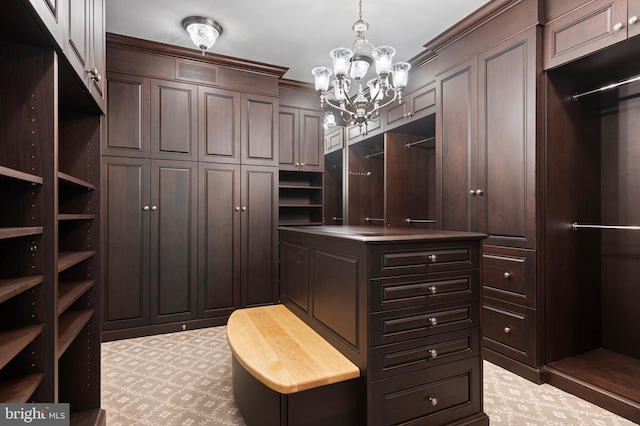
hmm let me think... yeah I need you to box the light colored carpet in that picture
[101,326,638,425]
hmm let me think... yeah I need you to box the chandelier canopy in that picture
[312,0,410,132]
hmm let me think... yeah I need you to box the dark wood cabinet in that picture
[543,0,635,70]
[198,86,240,163]
[0,0,105,420]
[279,226,488,426]
[324,125,344,155]
[279,106,324,171]
[240,93,279,167]
[65,0,105,111]
[384,82,437,130]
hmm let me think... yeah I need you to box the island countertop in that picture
[278,225,487,243]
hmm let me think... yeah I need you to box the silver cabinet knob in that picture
[504,326,511,334]
[476,189,483,195]
[143,206,150,211]
[429,349,438,359]
[428,254,437,263]
[427,397,438,406]
[300,163,305,167]
[504,272,511,279]
[429,317,438,326]
[151,206,157,211]
[470,189,476,195]
[630,16,638,25]
[614,22,624,31]
[241,206,247,212]
[88,67,102,82]
[235,206,240,212]
[428,286,437,295]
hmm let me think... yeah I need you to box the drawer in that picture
[370,241,481,278]
[371,300,479,346]
[370,357,482,426]
[370,327,480,380]
[483,297,538,366]
[483,246,536,307]
[371,270,480,312]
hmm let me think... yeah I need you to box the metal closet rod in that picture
[406,137,436,148]
[572,222,640,231]
[366,151,385,159]
[406,218,437,224]
[365,217,385,222]
[572,74,640,100]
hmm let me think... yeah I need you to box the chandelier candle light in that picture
[312,0,411,133]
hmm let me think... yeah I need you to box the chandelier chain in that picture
[359,0,363,21]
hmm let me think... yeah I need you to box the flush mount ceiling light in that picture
[312,0,410,133]
[182,16,223,55]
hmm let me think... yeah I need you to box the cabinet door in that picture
[437,58,478,232]
[102,157,150,330]
[299,109,324,171]
[477,27,538,249]
[279,106,299,170]
[198,86,240,163]
[105,72,150,158]
[543,0,627,70]
[241,166,278,306]
[28,0,65,47]
[150,160,198,324]
[629,0,640,38]
[198,163,240,318]
[66,0,90,83]
[89,0,105,108]
[241,93,279,166]
[150,79,198,161]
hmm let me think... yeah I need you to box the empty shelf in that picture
[0,324,44,370]
[0,373,43,403]
[0,276,44,304]
[58,309,93,359]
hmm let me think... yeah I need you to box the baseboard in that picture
[101,316,229,341]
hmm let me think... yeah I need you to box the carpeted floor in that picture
[101,326,638,426]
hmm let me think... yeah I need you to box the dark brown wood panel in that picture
[483,245,537,307]
[299,109,323,170]
[102,157,150,329]
[198,86,240,163]
[241,166,278,306]
[278,106,298,169]
[280,241,310,313]
[150,79,197,161]
[149,160,197,324]
[198,163,240,318]
[241,93,278,166]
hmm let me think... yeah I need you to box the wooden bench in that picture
[226,304,360,426]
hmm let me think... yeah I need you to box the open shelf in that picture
[58,171,95,190]
[0,165,43,185]
[58,251,96,273]
[57,309,93,359]
[0,227,44,240]
[0,276,44,304]
[58,280,95,315]
[0,373,44,403]
[70,408,106,426]
[0,324,44,369]
[58,214,96,221]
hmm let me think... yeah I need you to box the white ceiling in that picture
[105,0,491,83]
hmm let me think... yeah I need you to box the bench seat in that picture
[226,304,360,426]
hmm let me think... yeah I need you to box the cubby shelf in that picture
[58,214,96,221]
[57,310,93,359]
[57,251,96,273]
[0,325,44,370]
[58,280,96,316]
[0,165,43,185]
[0,227,44,240]
[58,171,95,190]
[0,276,44,304]
[0,374,44,403]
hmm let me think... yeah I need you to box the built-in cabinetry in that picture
[102,34,283,340]
[279,226,488,426]
[323,126,345,225]
[0,0,105,423]
[278,82,325,226]
[543,32,640,423]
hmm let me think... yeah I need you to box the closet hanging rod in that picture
[572,222,640,231]
[406,218,437,224]
[366,151,385,159]
[406,137,436,148]
[365,217,385,222]
[332,163,343,168]
[572,75,640,101]
[332,217,344,221]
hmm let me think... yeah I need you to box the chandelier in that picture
[182,16,223,55]
[312,0,411,132]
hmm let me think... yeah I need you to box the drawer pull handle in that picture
[429,349,438,359]
[503,272,511,279]
[428,286,437,295]
[428,254,437,263]
[504,326,511,334]
[429,317,438,326]
[427,397,438,406]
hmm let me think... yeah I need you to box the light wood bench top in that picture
[226,304,360,394]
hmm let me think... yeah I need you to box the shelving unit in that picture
[279,171,323,225]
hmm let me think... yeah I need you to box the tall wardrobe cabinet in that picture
[1,0,105,423]
[102,35,283,340]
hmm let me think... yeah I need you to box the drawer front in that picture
[483,246,536,307]
[483,298,538,366]
[371,270,480,312]
[371,357,481,426]
[372,300,479,346]
[370,241,481,278]
[371,327,480,380]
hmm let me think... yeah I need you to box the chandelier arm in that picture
[324,98,357,120]
[364,89,399,120]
